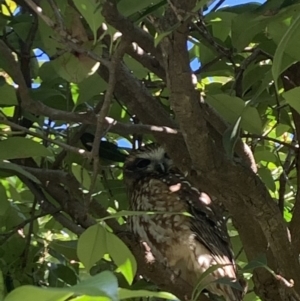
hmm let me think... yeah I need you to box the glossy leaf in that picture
[73,0,104,41]
[205,94,262,134]
[0,161,41,184]
[72,271,118,301]
[242,254,267,271]
[282,87,300,114]
[117,0,162,17]
[106,232,137,285]
[231,8,267,51]
[0,83,17,105]
[77,224,108,271]
[0,137,51,160]
[119,288,177,300]
[4,286,73,301]
[50,52,100,84]
[272,13,300,89]
[222,116,241,158]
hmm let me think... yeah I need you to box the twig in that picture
[0,210,59,245]
[277,148,295,215]
[0,40,179,139]
[210,0,226,12]
[24,0,109,67]
[232,47,262,97]
[242,133,298,150]
[24,0,56,28]
[21,177,85,235]
[234,247,244,260]
[48,0,65,31]
[194,55,222,74]
[21,198,38,268]
[101,0,163,64]
[88,39,129,201]
[0,118,91,159]
[193,18,234,65]
[276,276,294,289]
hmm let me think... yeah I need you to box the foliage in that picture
[0,0,300,301]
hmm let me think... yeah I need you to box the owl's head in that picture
[123,143,174,183]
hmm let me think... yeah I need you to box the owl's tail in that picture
[206,256,247,301]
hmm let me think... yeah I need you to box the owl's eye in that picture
[135,159,151,169]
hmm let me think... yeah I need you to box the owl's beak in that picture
[155,163,167,173]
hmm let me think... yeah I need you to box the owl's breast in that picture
[128,178,193,262]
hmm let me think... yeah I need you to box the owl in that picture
[123,143,245,301]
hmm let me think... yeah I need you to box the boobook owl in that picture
[123,143,245,301]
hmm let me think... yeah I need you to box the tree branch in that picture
[89,39,129,201]
[101,0,163,65]
[156,1,300,300]
[0,117,91,158]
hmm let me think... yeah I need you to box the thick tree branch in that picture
[156,1,300,300]
[283,64,300,253]
[126,45,166,80]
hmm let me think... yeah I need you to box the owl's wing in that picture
[158,171,234,261]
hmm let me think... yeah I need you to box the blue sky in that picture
[218,0,264,5]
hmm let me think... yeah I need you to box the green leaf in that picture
[282,86,300,114]
[70,296,109,301]
[0,83,18,105]
[77,73,106,105]
[133,0,167,23]
[254,148,278,164]
[154,30,173,47]
[272,14,300,89]
[258,167,276,192]
[77,224,107,270]
[205,12,236,42]
[4,272,118,301]
[50,265,78,286]
[242,254,267,271]
[119,288,177,300]
[71,164,91,190]
[0,183,9,216]
[192,0,215,12]
[73,0,104,42]
[242,103,263,134]
[49,52,100,84]
[205,94,262,134]
[222,116,241,158]
[117,0,162,18]
[49,240,78,261]
[4,285,72,301]
[0,137,51,160]
[124,55,148,78]
[213,276,243,291]
[0,270,4,301]
[231,10,268,51]
[72,271,118,301]
[106,232,137,285]
[0,161,41,184]
[192,264,224,301]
